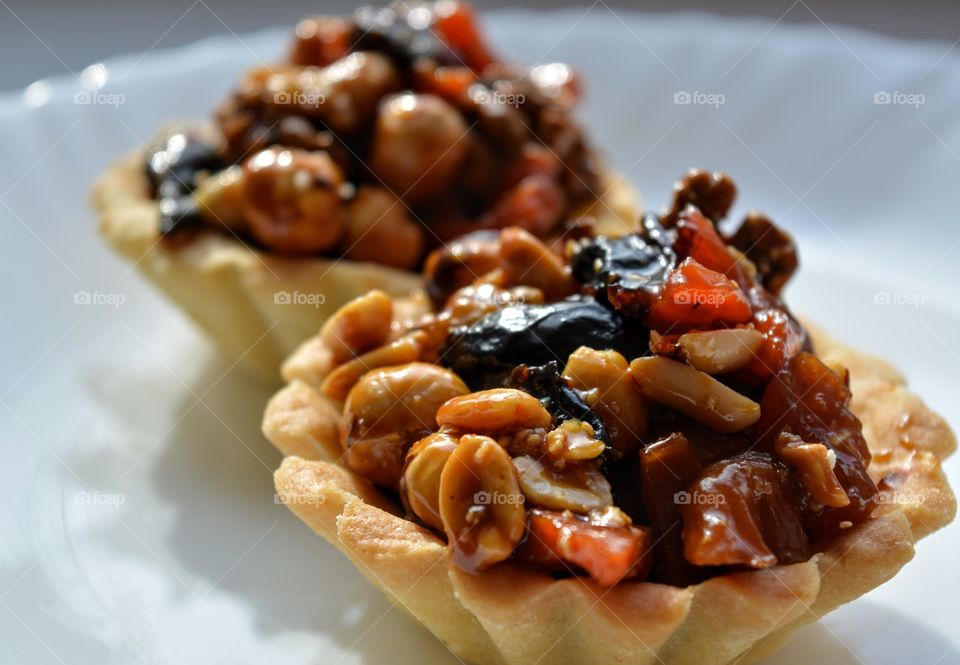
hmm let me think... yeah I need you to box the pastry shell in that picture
[92,146,640,380]
[263,322,955,665]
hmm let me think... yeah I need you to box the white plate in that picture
[2,8,958,664]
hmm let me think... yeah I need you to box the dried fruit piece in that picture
[519,509,653,586]
[569,233,675,315]
[340,363,469,488]
[644,258,753,332]
[775,432,850,508]
[629,356,761,434]
[757,352,878,535]
[440,435,526,573]
[676,328,763,374]
[638,429,749,585]
[441,297,648,390]
[513,456,612,512]
[673,205,746,284]
[563,347,647,457]
[680,452,810,569]
[320,290,393,363]
[401,432,459,530]
[434,1,496,71]
[662,169,737,226]
[729,212,798,296]
[437,388,552,433]
[747,301,808,378]
[508,362,610,446]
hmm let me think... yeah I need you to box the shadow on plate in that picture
[79,351,459,663]
[756,601,958,665]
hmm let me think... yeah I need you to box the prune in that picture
[440,296,648,390]
[729,212,798,296]
[569,232,675,316]
[507,362,608,445]
[352,4,459,67]
[662,169,737,226]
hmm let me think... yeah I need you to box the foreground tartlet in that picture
[263,170,955,664]
[92,1,639,378]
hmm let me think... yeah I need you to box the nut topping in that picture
[436,388,552,433]
[775,432,850,508]
[676,328,763,374]
[629,356,761,434]
[401,432,459,530]
[340,362,469,488]
[439,435,526,573]
[320,289,393,363]
[513,455,612,513]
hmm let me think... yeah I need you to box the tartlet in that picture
[92,1,639,378]
[263,170,956,664]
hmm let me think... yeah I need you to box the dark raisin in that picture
[507,362,608,444]
[728,212,798,296]
[147,133,222,194]
[569,232,675,316]
[147,133,223,235]
[662,169,736,227]
[352,5,459,67]
[440,296,648,390]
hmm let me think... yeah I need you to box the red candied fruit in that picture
[518,509,652,586]
[645,257,753,332]
[434,2,496,72]
[674,205,746,284]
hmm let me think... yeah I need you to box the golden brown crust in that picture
[265,323,955,665]
[92,144,641,381]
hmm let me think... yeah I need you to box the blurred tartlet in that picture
[92,1,639,378]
